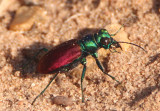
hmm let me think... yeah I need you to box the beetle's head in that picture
[96,29,146,52]
[97,29,122,50]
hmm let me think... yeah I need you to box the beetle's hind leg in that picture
[92,53,120,84]
[80,58,87,102]
[31,73,59,105]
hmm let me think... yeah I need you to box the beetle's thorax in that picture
[78,34,99,54]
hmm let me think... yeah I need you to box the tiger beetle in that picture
[31,26,146,105]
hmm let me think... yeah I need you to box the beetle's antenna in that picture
[118,41,147,53]
[31,73,59,105]
[110,24,124,36]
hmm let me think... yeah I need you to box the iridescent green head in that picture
[95,29,121,50]
[94,28,146,52]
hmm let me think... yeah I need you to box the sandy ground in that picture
[0,0,159,111]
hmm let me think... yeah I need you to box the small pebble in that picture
[9,6,47,31]
[51,96,73,106]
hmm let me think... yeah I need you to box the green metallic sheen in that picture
[78,29,118,54]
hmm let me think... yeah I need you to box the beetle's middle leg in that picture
[80,58,87,102]
[92,53,120,84]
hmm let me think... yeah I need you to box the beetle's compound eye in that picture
[100,37,111,46]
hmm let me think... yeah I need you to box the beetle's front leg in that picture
[80,58,87,102]
[92,53,120,84]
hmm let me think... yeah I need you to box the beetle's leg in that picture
[31,73,58,105]
[92,53,120,84]
[110,24,124,36]
[81,58,87,102]
[22,48,48,70]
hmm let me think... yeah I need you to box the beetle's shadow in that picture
[128,74,160,107]
[150,0,160,20]
[152,0,160,15]
[145,53,160,66]
[6,42,53,78]
[76,28,100,39]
